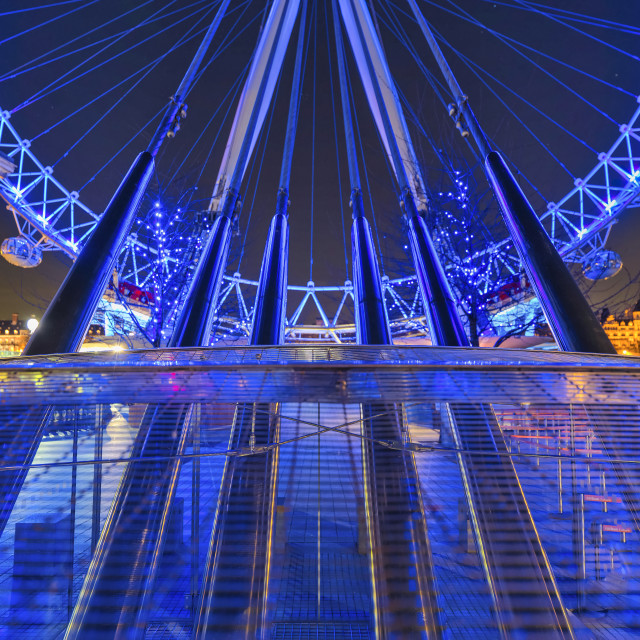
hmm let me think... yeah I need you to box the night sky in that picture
[1,0,638,325]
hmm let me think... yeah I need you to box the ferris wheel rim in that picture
[1,99,639,282]
[1,1,639,343]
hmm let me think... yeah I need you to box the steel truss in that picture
[3,98,639,339]
[485,99,640,278]
[212,273,428,343]
[1,53,639,341]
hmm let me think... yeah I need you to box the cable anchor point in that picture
[166,96,188,139]
[447,95,470,138]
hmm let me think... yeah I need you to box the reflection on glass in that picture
[0,356,638,638]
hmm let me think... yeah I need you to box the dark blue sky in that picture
[1,0,638,321]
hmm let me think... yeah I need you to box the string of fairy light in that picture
[129,189,213,345]
[117,165,519,346]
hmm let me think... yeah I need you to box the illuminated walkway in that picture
[0,346,638,638]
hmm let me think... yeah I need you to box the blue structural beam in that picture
[70,3,304,625]
[360,403,445,638]
[23,151,154,356]
[0,151,154,542]
[403,196,469,348]
[334,5,443,636]
[338,0,467,350]
[444,403,574,636]
[168,202,235,348]
[88,0,302,633]
[25,0,233,357]
[147,0,232,156]
[334,7,391,347]
[65,403,191,638]
[351,192,391,345]
[485,152,615,354]
[0,0,232,543]
[0,406,52,540]
[341,1,574,636]
[333,0,390,346]
[68,1,305,635]
[194,403,279,637]
[406,2,639,615]
[250,190,290,345]
[171,0,295,349]
[61,5,252,636]
[405,0,614,356]
[195,3,307,634]
[249,0,306,346]
[64,205,235,636]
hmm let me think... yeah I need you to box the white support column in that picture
[208,0,301,212]
[337,0,428,210]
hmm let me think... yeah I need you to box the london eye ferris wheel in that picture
[0,0,638,346]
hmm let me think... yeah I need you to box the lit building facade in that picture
[602,302,640,355]
[0,314,28,356]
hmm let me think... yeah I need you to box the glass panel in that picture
[0,347,638,638]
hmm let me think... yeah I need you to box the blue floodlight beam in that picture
[404,0,614,355]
